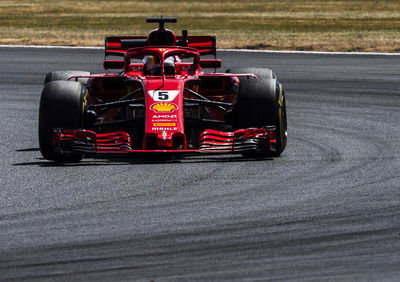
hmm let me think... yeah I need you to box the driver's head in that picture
[142,55,175,75]
[143,55,160,75]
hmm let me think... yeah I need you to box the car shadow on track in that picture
[13,148,273,167]
[15,148,41,152]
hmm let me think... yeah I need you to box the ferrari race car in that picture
[38,17,287,162]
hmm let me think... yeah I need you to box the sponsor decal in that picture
[151,114,178,123]
[153,123,177,127]
[152,119,176,122]
[151,127,178,131]
[153,114,177,119]
[151,102,177,113]
[148,90,179,102]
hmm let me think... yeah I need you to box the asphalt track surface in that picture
[0,47,400,282]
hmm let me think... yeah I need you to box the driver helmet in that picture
[143,55,175,75]
[142,55,160,75]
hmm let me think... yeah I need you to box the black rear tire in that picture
[44,71,90,85]
[38,81,87,162]
[233,74,287,157]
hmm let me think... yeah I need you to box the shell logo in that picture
[151,103,177,113]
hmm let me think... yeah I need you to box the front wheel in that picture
[234,75,287,157]
[38,81,87,162]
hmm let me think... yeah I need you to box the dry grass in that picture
[1,0,400,52]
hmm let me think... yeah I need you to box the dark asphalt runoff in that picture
[0,47,400,281]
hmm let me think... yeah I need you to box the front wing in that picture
[52,127,277,157]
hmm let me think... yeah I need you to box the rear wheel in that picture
[38,81,87,162]
[233,71,287,157]
[44,71,90,85]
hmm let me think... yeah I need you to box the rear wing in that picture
[105,35,216,58]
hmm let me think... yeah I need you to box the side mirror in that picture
[128,63,144,72]
[200,59,222,69]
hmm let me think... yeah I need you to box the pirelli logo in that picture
[153,123,177,127]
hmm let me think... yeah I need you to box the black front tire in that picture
[38,81,87,162]
[233,73,287,157]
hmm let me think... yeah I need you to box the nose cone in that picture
[143,79,186,149]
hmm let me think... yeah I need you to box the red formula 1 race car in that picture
[39,17,287,162]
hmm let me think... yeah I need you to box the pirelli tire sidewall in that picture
[275,82,287,155]
[38,80,87,162]
[234,76,287,156]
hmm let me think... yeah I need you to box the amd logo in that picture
[153,114,177,119]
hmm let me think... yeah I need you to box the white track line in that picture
[221,49,400,56]
[0,45,103,50]
[1,44,399,56]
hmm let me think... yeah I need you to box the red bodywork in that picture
[53,21,277,157]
